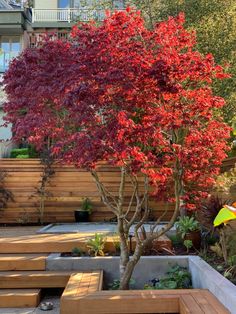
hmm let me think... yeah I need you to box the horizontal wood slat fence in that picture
[0,157,235,225]
[0,159,176,224]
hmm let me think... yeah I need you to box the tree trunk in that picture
[118,218,130,288]
[119,243,143,290]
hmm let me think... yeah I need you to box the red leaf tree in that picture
[4,10,230,289]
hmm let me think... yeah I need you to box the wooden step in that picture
[0,233,172,254]
[0,254,47,271]
[0,289,41,308]
[0,271,73,288]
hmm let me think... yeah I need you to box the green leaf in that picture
[213,207,236,227]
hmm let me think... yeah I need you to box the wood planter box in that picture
[47,255,235,313]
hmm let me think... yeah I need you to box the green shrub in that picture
[144,265,192,290]
[175,216,200,239]
[16,154,29,159]
[10,147,38,158]
[10,148,29,158]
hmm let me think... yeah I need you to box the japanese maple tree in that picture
[4,9,230,289]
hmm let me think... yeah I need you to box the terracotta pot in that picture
[184,230,201,249]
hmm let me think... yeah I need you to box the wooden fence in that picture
[0,157,235,225]
[220,156,236,172]
[0,159,175,224]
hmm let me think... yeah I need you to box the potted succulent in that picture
[175,216,201,249]
[74,198,92,222]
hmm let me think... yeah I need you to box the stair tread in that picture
[0,271,87,289]
[0,253,48,257]
[0,288,41,308]
[0,270,73,275]
[0,233,172,253]
[0,254,47,259]
[0,254,47,271]
[0,289,40,295]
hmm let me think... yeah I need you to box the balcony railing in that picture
[32,8,117,23]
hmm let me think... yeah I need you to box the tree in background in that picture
[4,10,230,289]
[133,0,236,125]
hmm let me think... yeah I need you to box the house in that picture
[29,0,124,47]
[0,0,30,156]
[0,0,124,156]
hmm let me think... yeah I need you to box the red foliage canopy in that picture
[3,9,230,209]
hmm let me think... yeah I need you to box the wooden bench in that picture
[61,287,229,314]
[60,270,103,314]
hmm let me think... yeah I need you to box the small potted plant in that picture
[74,198,92,222]
[175,216,201,249]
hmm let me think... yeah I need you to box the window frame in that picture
[0,36,22,73]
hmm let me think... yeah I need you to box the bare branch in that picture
[90,170,119,215]
[118,166,126,215]
[150,202,169,234]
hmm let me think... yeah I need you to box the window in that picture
[0,36,21,73]
[58,0,71,8]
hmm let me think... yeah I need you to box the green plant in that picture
[168,234,183,246]
[10,148,29,158]
[183,240,193,253]
[197,196,232,232]
[109,278,135,290]
[16,154,29,159]
[144,265,192,290]
[81,198,93,214]
[71,247,82,257]
[87,233,106,257]
[210,205,236,264]
[10,147,38,158]
[175,216,200,239]
[112,233,121,253]
[210,242,223,257]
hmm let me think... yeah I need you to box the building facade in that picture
[0,0,124,156]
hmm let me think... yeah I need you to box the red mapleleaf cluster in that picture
[3,10,230,210]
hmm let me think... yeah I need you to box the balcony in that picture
[32,8,118,24]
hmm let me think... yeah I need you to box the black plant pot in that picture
[74,210,90,222]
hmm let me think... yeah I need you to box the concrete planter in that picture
[47,254,236,313]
